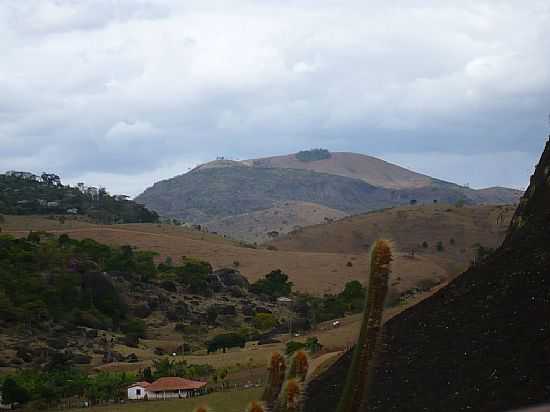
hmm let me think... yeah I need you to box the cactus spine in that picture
[336,239,392,412]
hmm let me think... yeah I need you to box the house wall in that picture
[146,390,191,400]
[128,386,148,400]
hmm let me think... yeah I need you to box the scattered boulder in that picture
[126,353,139,363]
[71,353,92,364]
[132,303,152,319]
[242,304,256,316]
[214,268,250,289]
[256,306,272,314]
[160,280,177,292]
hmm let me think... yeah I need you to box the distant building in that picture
[66,208,79,214]
[127,382,150,400]
[130,377,207,400]
[47,201,59,207]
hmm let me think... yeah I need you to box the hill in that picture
[304,137,550,411]
[135,150,522,241]
[0,171,158,223]
[270,203,515,275]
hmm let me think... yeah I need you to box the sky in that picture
[1,0,549,197]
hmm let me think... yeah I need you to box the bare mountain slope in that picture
[245,152,433,189]
[205,201,347,244]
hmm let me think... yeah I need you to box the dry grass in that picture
[63,388,262,412]
[2,213,450,294]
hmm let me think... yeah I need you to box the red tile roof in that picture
[128,381,151,388]
[147,377,207,392]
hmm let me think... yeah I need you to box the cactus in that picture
[261,352,287,408]
[288,350,309,381]
[336,239,392,412]
[247,400,266,412]
[275,378,303,412]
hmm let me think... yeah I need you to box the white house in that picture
[127,381,150,400]
[128,377,207,401]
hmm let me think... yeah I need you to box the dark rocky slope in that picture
[304,137,550,412]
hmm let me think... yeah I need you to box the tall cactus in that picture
[261,352,287,409]
[247,400,266,412]
[276,378,303,412]
[336,239,392,412]
[288,350,309,381]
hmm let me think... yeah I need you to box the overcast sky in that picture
[1,1,549,196]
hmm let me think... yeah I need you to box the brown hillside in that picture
[245,152,433,189]
[205,201,347,244]
[271,203,515,274]
[2,204,511,297]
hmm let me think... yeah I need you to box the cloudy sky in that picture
[1,1,549,196]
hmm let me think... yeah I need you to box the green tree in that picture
[1,377,31,405]
[254,313,277,331]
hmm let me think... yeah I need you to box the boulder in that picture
[132,303,152,319]
[72,353,92,364]
[214,268,250,289]
[126,353,139,363]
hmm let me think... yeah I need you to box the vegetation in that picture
[250,269,293,298]
[0,232,134,329]
[0,172,158,223]
[293,280,366,326]
[337,240,392,412]
[471,243,495,266]
[207,333,246,353]
[295,149,331,162]
[254,313,278,330]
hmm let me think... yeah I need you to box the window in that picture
[136,389,141,396]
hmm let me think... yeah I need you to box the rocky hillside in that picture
[304,137,550,412]
[136,150,522,241]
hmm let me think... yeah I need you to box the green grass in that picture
[67,388,262,412]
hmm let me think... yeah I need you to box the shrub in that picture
[295,149,331,162]
[250,270,293,298]
[207,333,246,354]
[436,241,444,252]
[286,341,306,355]
[254,313,277,331]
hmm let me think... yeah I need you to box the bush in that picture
[295,149,331,162]
[207,333,246,353]
[250,270,293,298]
[286,341,306,355]
[254,313,277,331]
[436,241,444,252]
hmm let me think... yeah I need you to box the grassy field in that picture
[66,388,262,412]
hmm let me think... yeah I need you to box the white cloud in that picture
[1,0,549,195]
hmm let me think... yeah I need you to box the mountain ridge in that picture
[136,150,523,241]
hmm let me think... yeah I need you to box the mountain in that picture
[304,137,550,411]
[136,150,523,241]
